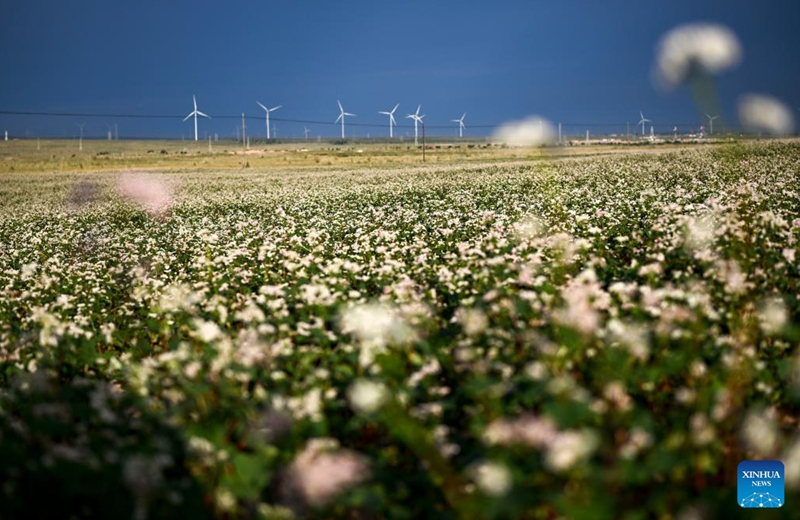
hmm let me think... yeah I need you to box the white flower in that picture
[544,430,599,472]
[347,379,388,413]
[340,303,413,346]
[758,297,788,335]
[654,23,742,88]
[619,427,653,460]
[483,415,558,448]
[738,94,795,136]
[194,320,222,343]
[457,308,489,336]
[741,408,779,456]
[684,215,717,251]
[492,116,555,147]
[513,216,545,240]
[471,461,513,497]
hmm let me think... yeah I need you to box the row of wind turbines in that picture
[637,110,719,136]
[185,96,721,144]
[184,95,467,144]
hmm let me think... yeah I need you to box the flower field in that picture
[1,142,799,519]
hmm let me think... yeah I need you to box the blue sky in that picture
[0,0,798,139]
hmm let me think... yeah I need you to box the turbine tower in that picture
[256,101,282,139]
[378,103,399,138]
[184,95,210,141]
[335,100,355,140]
[406,105,425,146]
[451,112,466,138]
[637,110,651,137]
[705,113,718,135]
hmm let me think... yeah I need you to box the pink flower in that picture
[285,439,370,506]
[117,172,174,217]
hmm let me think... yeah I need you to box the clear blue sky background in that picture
[1,0,797,139]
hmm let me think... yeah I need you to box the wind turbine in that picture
[303,127,310,140]
[406,104,425,146]
[637,110,651,137]
[705,113,718,135]
[378,103,399,138]
[335,100,355,140]
[184,95,209,141]
[256,101,282,139]
[451,112,466,138]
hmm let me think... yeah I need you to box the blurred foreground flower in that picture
[117,172,174,216]
[741,408,779,457]
[348,379,388,413]
[492,116,555,147]
[544,429,599,472]
[340,303,413,346]
[470,461,512,497]
[654,23,741,89]
[757,297,788,335]
[738,94,795,136]
[284,438,370,507]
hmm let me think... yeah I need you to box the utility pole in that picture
[77,123,85,151]
[421,120,426,163]
[241,113,246,150]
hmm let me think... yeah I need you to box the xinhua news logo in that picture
[738,460,784,508]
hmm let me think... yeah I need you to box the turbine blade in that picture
[391,103,399,113]
[194,95,197,110]
[390,114,396,125]
[270,105,282,112]
[183,113,194,122]
[197,110,210,118]
[337,100,344,113]
[416,104,421,115]
[257,101,268,111]
[379,111,389,115]
[335,114,343,123]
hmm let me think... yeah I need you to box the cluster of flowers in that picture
[0,142,798,518]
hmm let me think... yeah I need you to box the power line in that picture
[0,109,707,131]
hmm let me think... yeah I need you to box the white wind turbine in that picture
[335,100,355,139]
[256,101,282,139]
[303,127,310,140]
[406,104,425,145]
[184,95,210,141]
[637,110,651,137]
[705,113,718,135]
[378,103,399,138]
[451,112,466,138]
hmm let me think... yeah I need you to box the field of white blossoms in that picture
[0,141,798,519]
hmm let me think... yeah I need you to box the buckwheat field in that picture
[1,142,799,519]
